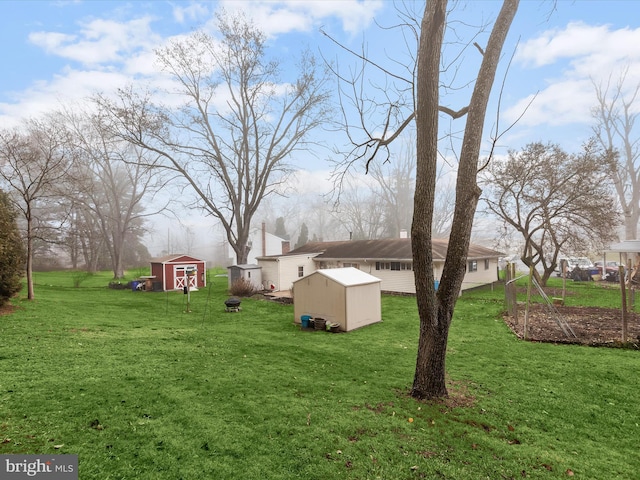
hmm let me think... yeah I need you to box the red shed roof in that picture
[151,254,205,264]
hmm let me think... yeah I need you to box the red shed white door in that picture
[173,265,198,290]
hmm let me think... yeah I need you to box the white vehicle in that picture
[556,257,595,276]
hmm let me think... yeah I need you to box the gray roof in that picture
[286,238,502,261]
[229,264,260,270]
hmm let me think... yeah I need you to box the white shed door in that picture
[174,265,197,290]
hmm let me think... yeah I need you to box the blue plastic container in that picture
[131,280,140,291]
[301,315,312,328]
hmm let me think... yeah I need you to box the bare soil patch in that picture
[0,303,17,316]
[504,304,640,347]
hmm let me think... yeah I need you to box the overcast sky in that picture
[1,0,639,255]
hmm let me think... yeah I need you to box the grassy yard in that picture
[0,271,638,479]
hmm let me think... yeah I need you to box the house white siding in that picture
[257,239,501,295]
[260,254,317,292]
[462,258,499,290]
[258,258,279,290]
[360,264,417,294]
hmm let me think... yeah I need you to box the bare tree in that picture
[97,12,332,264]
[328,0,519,399]
[368,143,415,238]
[483,141,619,285]
[331,175,386,240]
[368,134,456,239]
[65,202,105,272]
[62,108,166,279]
[592,70,640,240]
[0,117,71,299]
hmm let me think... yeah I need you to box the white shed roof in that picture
[304,267,381,287]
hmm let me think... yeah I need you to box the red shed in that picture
[150,254,206,291]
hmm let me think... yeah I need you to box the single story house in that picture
[226,222,290,266]
[150,254,206,291]
[257,238,503,295]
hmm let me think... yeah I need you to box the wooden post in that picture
[561,259,566,303]
[512,262,517,321]
[524,265,533,341]
[619,265,628,343]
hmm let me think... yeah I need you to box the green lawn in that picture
[1,271,638,479]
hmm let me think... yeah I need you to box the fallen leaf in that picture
[508,424,515,431]
[410,465,419,471]
[408,418,414,423]
[566,469,574,476]
[54,444,64,449]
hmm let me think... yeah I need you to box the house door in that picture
[174,265,198,290]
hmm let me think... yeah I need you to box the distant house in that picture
[150,254,206,291]
[226,222,290,266]
[257,238,503,294]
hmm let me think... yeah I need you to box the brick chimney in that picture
[281,241,290,254]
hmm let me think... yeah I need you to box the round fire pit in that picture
[225,297,241,312]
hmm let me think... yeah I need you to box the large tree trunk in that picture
[26,215,35,300]
[411,0,448,399]
[411,0,518,400]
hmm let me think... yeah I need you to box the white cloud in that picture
[505,78,595,127]
[0,68,131,127]
[516,22,640,69]
[28,16,161,66]
[507,22,640,129]
[172,3,211,24]
[218,0,383,37]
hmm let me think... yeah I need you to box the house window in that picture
[376,262,412,271]
[298,266,304,277]
[484,259,490,270]
[468,260,478,272]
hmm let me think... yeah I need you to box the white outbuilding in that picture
[292,267,382,332]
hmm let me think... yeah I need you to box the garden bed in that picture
[504,304,640,347]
